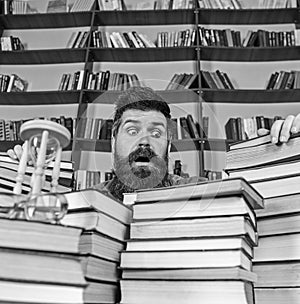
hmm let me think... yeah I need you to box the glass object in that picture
[0,192,68,224]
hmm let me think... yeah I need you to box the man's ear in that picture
[111,135,115,169]
[167,135,172,155]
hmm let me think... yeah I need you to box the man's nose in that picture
[137,133,151,147]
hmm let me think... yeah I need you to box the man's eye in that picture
[151,130,161,138]
[127,128,138,136]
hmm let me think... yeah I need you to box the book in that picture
[46,0,67,12]
[255,192,300,218]
[227,159,300,182]
[0,248,86,286]
[255,287,300,304]
[64,189,132,224]
[132,195,257,227]
[121,249,252,271]
[257,213,300,237]
[120,280,254,304]
[253,261,300,287]
[61,210,129,242]
[0,218,82,253]
[133,178,263,211]
[250,173,300,199]
[0,166,71,193]
[253,233,300,262]
[122,266,257,282]
[225,132,300,171]
[130,215,257,246]
[79,230,125,262]
[81,254,119,282]
[125,237,253,258]
[0,280,85,304]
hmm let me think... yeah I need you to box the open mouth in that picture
[134,156,150,163]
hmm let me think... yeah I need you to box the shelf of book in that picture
[0,12,93,29]
[90,47,196,62]
[94,9,195,26]
[0,49,87,64]
[202,89,300,103]
[197,8,299,25]
[0,91,80,105]
[200,46,300,62]
[73,138,230,153]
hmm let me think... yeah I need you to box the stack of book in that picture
[120,178,264,304]
[0,217,87,303]
[0,152,74,194]
[61,189,132,303]
[225,132,300,303]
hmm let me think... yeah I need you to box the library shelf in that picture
[0,12,93,29]
[202,89,300,103]
[94,9,195,26]
[197,8,299,25]
[90,47,196,62]
[0,91,80,105]
[200,46,300,62]
[0,49,87,64]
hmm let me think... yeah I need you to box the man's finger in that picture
[270,119,284,144]
[277,115,295,142]
[290,113,300,134]
[13,144,23,161]
[7,148,18,160]
[257,128,270,136]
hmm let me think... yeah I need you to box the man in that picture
[93,86,205,202]
[7,86,300,202]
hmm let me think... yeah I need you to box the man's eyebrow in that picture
[150,121,167,128]
[122,119,141,126]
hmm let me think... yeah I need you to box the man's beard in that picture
[113,146,169,192]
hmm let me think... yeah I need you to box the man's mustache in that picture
[128,147,157,164]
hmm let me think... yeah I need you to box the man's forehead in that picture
[120,109,167,126]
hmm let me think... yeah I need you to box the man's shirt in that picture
[93,174,206,202]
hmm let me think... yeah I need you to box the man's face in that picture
[113,109,169,190]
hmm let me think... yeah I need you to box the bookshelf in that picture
[1,1,300,177]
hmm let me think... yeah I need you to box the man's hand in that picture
[270,114,300,144]
[257,114,300,144]
[7,144,24,161]
[6,144,33,165]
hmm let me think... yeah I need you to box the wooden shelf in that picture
[89,47,196,62]
[200,46,300,62]
[94,9,195,26]
[84,89,200,104]
[0,49,86,64]
[0,91,80,105]
[197,8,299,25]
[202,89,300,103]
[73,137,229,153]
[0,12,92,29]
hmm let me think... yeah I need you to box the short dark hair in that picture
[112,86,171,137]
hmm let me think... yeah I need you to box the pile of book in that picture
[166,70,234,90]
[58,69,141,91]
[0,73,28,92]
[266,70,300,90]
[0,35,24,51]
[225,115,283,141]
[61,189,132,303]
[120,178,263,304]
[0,152,73,194]
[225,132,300,303]
[0,217,87,303]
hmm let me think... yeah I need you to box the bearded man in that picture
[93,86,203,202]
